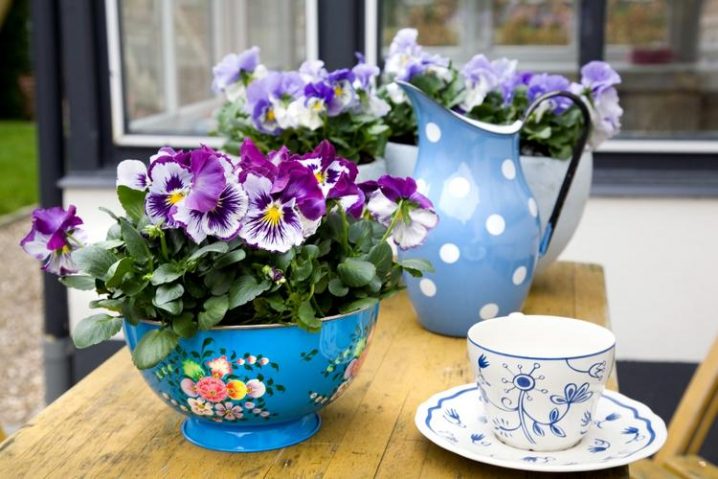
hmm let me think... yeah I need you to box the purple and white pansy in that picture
[106,140,436,254]
[212,47,389,135]
[20,205,86,275]
[362,176,438,250]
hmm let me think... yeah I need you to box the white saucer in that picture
[415,383,667,473]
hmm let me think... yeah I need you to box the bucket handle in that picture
[521,91,592,256]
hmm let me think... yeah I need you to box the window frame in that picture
[104,0,320,149]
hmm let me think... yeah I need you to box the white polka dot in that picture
[480,303,499,320]
[512,266,527,285]
[528,198,538,218]
[448,177,471,198]
[439,243,460,264]
[419,278,437,297]
[426,122,441,142]
[485,214,505,236]
[501,159,516,180]
[416,178,429,195]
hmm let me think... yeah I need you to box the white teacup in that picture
[467,313,615,451]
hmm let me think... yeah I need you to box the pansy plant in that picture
[380,29,623,157]
[215,48,391,165]
[21,140,436,370]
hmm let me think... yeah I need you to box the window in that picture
[380,0,578,71]
[108,0,315,142]
[378,0,718,152]
[603,0,718,142]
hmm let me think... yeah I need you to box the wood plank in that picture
[656,335,718,460]
[630,460,681,479]
[663,455,718,479]
[0,262,623,479]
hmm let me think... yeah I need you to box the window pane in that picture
[381,0,577,69]
[118,0,307,136]
[492,0,573,46]
[605,0,718,139]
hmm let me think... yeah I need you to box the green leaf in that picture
[117,185,147,223]
[120,219,151,264]
[214,249,246,269]
[59,275,96,291]
[198,295,229,330]
[153,298,183,315]
[151,263,184,285]
[339,297,379,314]
[328,278,349,297]
[131,328,179,369]
[204,268,234,296]
[94,239,124,250]
[292,259,313,282]
[172,313,197,338]
[119,277,148,296]
[367,241,393,276]
[228,275,271,309]
[72,313,123,349]
[397,258,435,274]
[337,258,376,287]
[155,283,184,305]
[296,301,321,332]
[72,246,118,279]
[188,242,229,262]
[104,257,134,289]
[89,298,124,312]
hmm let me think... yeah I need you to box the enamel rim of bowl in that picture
[138,302,378,330]
[467,315,616,361]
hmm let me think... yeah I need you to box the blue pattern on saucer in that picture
[415,383,667,473]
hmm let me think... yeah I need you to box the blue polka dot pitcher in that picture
[397,81,591,336]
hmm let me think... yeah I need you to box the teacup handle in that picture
[521,91,592,256]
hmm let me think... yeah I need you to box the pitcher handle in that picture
[521,91,592,256]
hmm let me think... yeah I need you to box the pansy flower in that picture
[296,140,364,217]
[238,164,325,252]
[246,71,304,134]
[286,81,334,130]
[116,160,149,191]
[20,205,86,275]
[362,176,438,250]
[145,157,193,226]
[211,46,260,95]
[326,69,357,115]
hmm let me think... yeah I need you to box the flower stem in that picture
[338,204,351,254]
[381,200,405,243]
[159,232,169,260]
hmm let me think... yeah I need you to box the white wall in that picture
[65,188,718,363]
[560,197,718,363]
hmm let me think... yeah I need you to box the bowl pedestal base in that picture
[181,413,321,452]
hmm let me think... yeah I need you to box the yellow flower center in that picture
[263,204,283,226]
[314,170,325,183]
[266,108,276,122]
[60,244,71,255]
[167,190,185,205]
[334,85,344,97]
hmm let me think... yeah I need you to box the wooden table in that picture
[0,262,626,478]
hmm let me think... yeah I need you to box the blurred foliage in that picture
[0,121,38,214]
[0,0,31,119]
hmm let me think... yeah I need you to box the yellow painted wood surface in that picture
[0,262,626,478]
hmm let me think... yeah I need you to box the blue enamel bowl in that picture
[123,304,379,452]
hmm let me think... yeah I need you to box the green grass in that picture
[0,121,37,215]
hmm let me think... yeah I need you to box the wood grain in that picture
[0,262,626,478]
